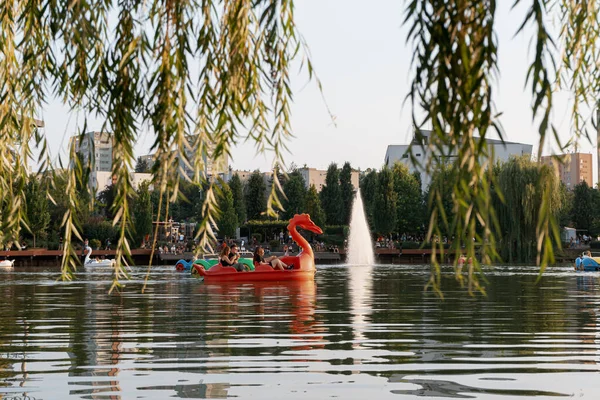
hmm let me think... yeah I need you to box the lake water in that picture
[0,264,599,399]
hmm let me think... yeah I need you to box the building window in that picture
[402,154,409,159]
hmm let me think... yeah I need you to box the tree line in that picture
[18,162,359,250]
[20,156,584,264]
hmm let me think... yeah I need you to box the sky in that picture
[38,1,597,184]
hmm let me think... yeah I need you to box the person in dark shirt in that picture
[219,245,233,266]
[253,247,291,270]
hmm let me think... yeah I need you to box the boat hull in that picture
[192,261,315,282]
[177,258,254,271]
[575,257,600,271]
[85,260,115,267]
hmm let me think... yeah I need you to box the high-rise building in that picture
[541,153,593,188]
[69,131,113,172]
[384,130,534,191]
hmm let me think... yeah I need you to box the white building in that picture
[384,130,533,191]
[90,171,153,192]
[69,132,113,172]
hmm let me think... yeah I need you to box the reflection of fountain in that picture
[348,265,373,347]
[347,189,375,265]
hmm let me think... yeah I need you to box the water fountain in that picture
[347,188,375,347]
[347,188,375,265]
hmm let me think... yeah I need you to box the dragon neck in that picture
[288,222,312,257]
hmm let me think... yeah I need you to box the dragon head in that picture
[290,213,323,235]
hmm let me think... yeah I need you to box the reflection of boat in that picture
[193,214,322,282]
[0,259,14,268]
[575,256,600,271]
[84,248,116,267]
[199,279,320,344]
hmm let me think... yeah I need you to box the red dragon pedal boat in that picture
[192,213,323,282]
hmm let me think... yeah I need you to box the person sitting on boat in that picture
[582,250,592,258]
[219,245,235,268]
[283,244,290,257]
[229,244,249,272]
[253,246,291,271]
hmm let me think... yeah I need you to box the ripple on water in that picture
[1,265,600,398]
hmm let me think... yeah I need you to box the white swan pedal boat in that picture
[0,259,15,268]
[84,248,115,268]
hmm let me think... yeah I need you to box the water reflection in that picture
[1,265,600,398]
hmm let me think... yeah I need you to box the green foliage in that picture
[571,181,593,233]
[304,185,326,229]
[339,162,355,225]
[282,171,307,219]
[557,183,573,228]
[391,163,424,234]
[90,239,102,250]
[97,184,116,220]
[359,170,378,227]
[269,239,280,251]
[373,167,397,235]
[133,181,153,247]
[171,180,203,223]
[135,157,150,173]
[229,174,246,224]
[320,163,343,225]
[83,218,117,245]
[426,166,457,236]
[23,177,50,248]
[251,233,263,243]
[323,225,348,236]
[217,184,238,239]
[493,157,562,263]
[245,171,267,221]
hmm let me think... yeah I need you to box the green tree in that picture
[97,184,116,220]
[245,171,266,221]
[391,163,424,235]
[305,184,326,229]
[282,171,307,219]
[425,166,456,236]
[23,177,50,248]
[493,157,562,263]
[218,184,238,238]
[229,174,246,224]
[135,157,150,173]
[339,162,355,225]
[557,182,573,228]
[133,181,153,247]
[373,167,397,236]
[359,170,378,228]
[320,163,343,225]
[571,181,593,233]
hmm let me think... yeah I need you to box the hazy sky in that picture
[39,1,597,183]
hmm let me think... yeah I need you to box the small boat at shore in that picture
[0,259,14,268]
[575,255,600,272]
[193,214,322,282]
[84,249,115,268]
